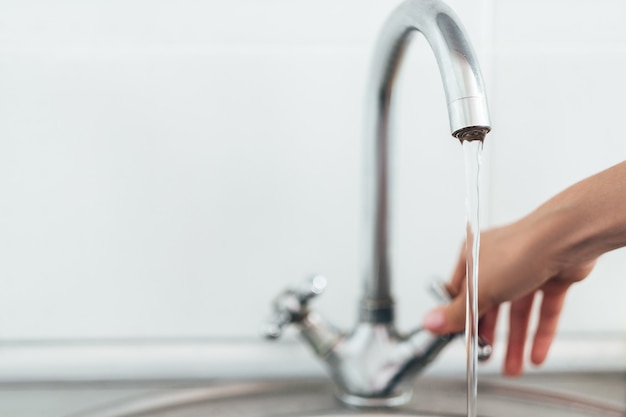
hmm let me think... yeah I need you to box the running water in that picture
[463,139,483,417]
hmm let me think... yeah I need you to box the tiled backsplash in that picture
[0,0,624,343]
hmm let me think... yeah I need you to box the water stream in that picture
[463,139,483,417]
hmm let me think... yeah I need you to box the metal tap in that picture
[265,0,491,407]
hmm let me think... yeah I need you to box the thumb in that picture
[422,294,467,334]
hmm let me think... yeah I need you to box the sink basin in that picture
[68,372,625,417]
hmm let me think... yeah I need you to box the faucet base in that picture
[335,388,412,408]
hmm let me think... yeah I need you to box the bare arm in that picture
[422,160,626,375]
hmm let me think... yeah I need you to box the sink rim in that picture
[66,375,626,417]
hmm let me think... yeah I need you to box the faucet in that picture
[265,0,491,407]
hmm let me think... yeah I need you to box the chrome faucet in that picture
[265,0,491,407]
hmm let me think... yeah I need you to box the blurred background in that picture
[0,0,624,379]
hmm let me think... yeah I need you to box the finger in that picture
[424,243,468,334]
[505,293,536,376]
[422,293,466,334]
[531,285,569,365]
[478,304,500,348]
[424,268,501,335]
[446,242,467,297]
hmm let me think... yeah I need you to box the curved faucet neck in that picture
[361,0,491,323]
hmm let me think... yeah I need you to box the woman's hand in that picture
[422,222,596,376]
[423,161,626,375]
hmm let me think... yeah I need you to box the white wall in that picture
[0,0,624,344]
[489,0,626,334]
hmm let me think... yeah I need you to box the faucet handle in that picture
[429,279,454,304]
[292,274,327,303]
[263,275,327,339]
[429,279,493,361]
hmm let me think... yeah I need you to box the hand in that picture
[423,161,626,375]
[422,221,597,376]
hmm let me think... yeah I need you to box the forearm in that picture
[521,160,626,270]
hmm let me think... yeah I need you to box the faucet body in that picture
[266,0,490,407]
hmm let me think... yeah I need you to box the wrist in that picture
[519,196,605,276]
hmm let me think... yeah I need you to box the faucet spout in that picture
[361,0,490,323]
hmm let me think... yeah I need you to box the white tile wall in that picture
[490,0,626,333]
[0,0,624,344]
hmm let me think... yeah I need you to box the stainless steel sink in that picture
[66,372,625,417]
